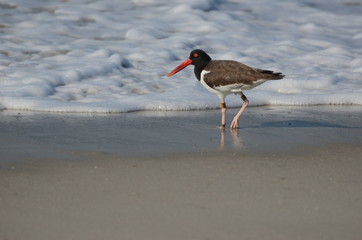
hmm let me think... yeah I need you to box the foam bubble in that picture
[0,0,361,113]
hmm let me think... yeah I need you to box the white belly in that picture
[199,70,266,102]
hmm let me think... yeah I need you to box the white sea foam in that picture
[0,0,361,112]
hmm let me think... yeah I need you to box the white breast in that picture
[199,70,226,102]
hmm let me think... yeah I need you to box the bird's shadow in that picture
[218,119,359,150]
[249,120,358,129]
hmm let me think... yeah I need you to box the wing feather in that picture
[203,60,284,88]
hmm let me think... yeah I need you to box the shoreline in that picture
[1,106,362,240]
[1,105,362,160]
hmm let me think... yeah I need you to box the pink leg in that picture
[230,94,249,129]
[221,102,226,128]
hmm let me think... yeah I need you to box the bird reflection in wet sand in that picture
[219,128,243,150]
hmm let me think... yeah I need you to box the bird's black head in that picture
[189,49,212,68]
[167,49,212,78]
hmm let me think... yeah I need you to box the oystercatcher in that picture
[167,49,284,128]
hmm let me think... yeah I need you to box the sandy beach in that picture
[1,1,361,239]
[1,106,362,240]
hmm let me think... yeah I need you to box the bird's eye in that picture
[193,53,199,58]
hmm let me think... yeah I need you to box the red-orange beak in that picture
[167,58,192,77]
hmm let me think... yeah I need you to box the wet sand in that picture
[1,106,362,240]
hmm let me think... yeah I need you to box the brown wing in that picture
[203,60,284,88]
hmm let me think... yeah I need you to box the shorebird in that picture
[167,49,284,128]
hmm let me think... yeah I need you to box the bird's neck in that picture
[194,63,209,81]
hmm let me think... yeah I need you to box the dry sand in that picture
[1,106,362,240]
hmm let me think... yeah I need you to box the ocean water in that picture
[1,0,361,113]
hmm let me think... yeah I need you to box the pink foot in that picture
[230,117,239,129]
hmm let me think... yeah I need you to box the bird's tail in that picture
[258,69,285,80]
